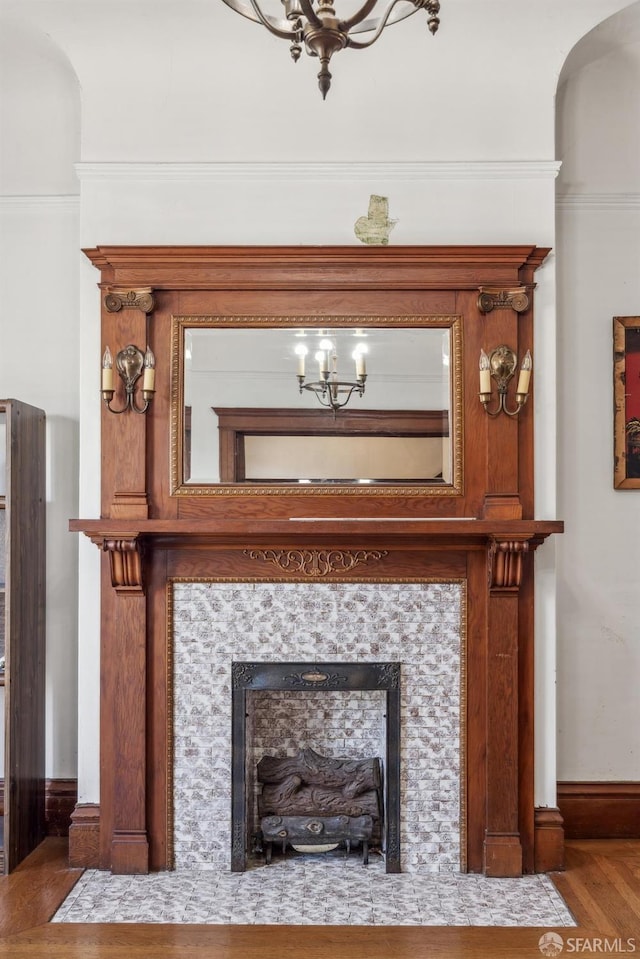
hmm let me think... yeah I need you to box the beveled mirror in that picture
[170,316,462,494]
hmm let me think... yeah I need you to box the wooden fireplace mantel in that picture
[71,244,564,879]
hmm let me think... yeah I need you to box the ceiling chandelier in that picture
[296,337,368,411]
[221,0,441,99]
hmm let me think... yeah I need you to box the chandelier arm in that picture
[297,0,322,28]
[346,0,417,47]
[339,0,381,31]
[247,0,298,38]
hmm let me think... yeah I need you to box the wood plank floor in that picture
[0,839,638,958]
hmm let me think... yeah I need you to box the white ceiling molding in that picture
[556,193,640,211]
[75,161,562,183]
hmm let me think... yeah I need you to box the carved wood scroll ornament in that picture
[102,537,143,592]
[104,288,155,315]
[488,538,529,590]
[243,548,389,577]
[477,287,530,315]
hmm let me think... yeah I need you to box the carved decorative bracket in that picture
[478,286,530,314]
[104,288,155,314]
[102,537,144,593]
[488,538,529,590]
[243,548,389,577]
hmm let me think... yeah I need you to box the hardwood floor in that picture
[0,839,638,958]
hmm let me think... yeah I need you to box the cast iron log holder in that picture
[260,814,374,865]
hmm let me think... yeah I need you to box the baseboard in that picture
[45,779,78,837]
[558,782,640,839]
[534,807,565,871]
[0,778,77,837]
[68,803,101,868]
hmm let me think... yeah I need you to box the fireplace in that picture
[231,660,401,872]
[71,244,565,878]
[171,580,463,874]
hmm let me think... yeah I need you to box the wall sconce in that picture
[101,344,156,414]
[479,346,532,417]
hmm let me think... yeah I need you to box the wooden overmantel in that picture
[71,245,564,879]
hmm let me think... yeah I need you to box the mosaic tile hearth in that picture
[172,581,463,872]
[52,857,576,927]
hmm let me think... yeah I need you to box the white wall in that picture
[556,8,640,781]
[0,17,81,779]
[0,0,637,808]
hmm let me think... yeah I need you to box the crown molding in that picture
[556,193,640,212]
[74,161,562,183]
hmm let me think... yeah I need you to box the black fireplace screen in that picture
[231,661,401,873]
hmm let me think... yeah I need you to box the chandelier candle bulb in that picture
[354,350,366,379]
[295,344,308,377]
[101,346,114,393]
[316,350,328,376]
[516,350,532,396]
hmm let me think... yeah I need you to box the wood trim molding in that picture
[69,803,101,868]
[0,779,77,838]
[534,807,565,872]
[558,782,640,840]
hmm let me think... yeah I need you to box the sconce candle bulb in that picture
[479,349,491,396]
[516,349,532,396]
[102,346,114,393]
[142,345,156,393]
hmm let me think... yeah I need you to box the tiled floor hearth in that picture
[52,856,576,927]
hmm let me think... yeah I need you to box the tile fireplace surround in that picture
[55,576,576,927]
[171,580,463,874]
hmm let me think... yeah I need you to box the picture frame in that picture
[614,315,640,488]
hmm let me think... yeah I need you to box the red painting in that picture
[614,318,640,488]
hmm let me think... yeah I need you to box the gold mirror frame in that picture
[170,314,463,496]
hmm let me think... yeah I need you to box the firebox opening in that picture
[231,661,401,873]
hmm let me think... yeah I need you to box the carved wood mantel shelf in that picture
[72,518,562,585]
[72,245,564,880]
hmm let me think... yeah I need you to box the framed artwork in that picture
[614,316,640,488]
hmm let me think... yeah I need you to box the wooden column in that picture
[101,288,155,520]
[98,287,155,873]
[104,537,149,873]
[484,537,528,876]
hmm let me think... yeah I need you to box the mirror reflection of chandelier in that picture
[296,338,368,411]
[221,0,441,99]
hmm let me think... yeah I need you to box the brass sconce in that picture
[101,344,156,414]
[479,346,532,417]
